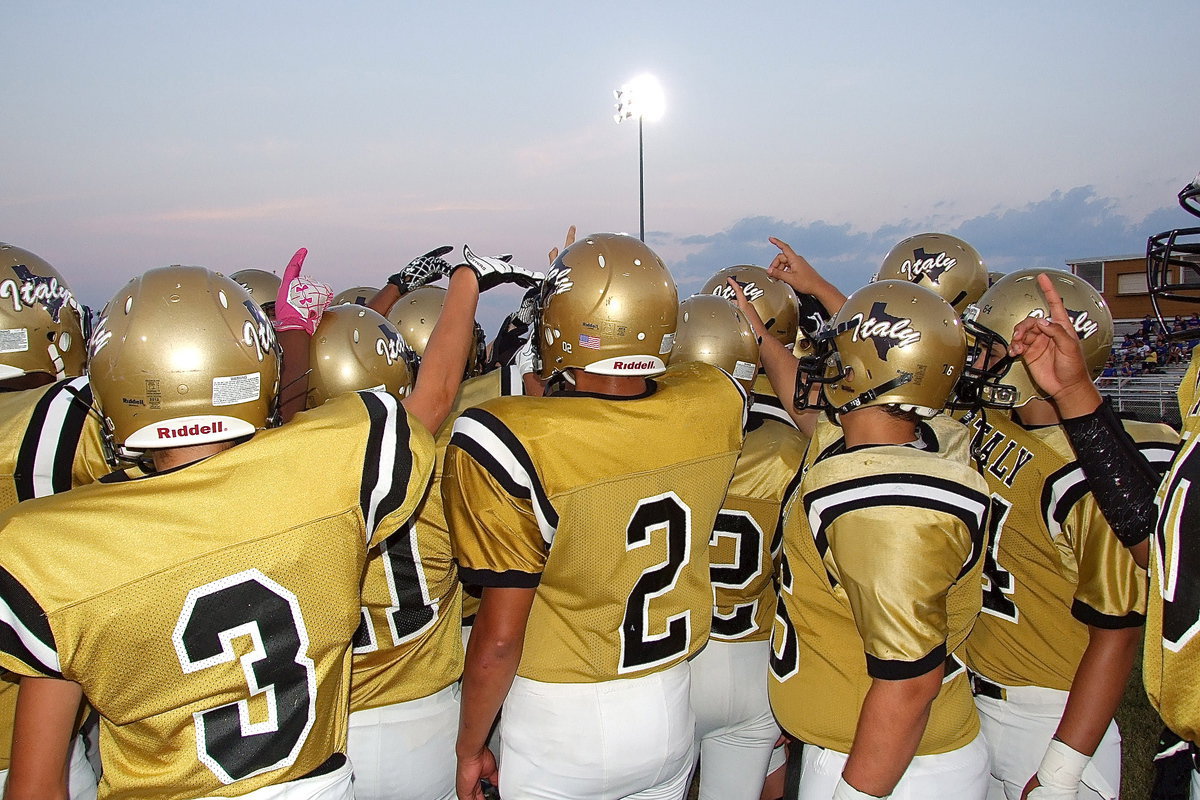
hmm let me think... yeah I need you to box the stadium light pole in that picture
[614,74,665,242]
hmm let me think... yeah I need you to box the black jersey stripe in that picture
[356,391,416,540]
[866,641,947,681]
[750,393,795,430]
[14,377,93,501]
[0,565,60,678]
[1043,441,1178,537]
[803,473,989,577]
[450,408,560,541]
[1138,442,1178,474]
[772,465,805,559]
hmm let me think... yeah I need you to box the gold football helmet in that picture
[804,280,967,418]
[669,294,760,391]
[229,268,282,312]
[385,285,483,377]
[964,269,1113,407]
[876,233,988,314]
[307,304,413,408]
[0,243,87,380]
[332,286,379,306]
[700,265,799,347]
[89,266,280,454]
[537,233,678,379]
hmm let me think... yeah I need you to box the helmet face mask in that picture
[952,312,1017,410]
[819,281,967,419]
[875,233,989,314]
[535,233,678,380]
[89,266,281,458]
[0,243,87,381]
[1148,176,1200,340]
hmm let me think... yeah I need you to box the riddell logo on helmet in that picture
[156,421,225,440]
[613,359,656,370]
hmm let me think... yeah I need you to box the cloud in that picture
[667,186,1198,298]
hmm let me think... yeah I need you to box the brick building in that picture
[1065,253,1199,332]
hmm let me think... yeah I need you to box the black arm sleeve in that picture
[1060,399,1163,547]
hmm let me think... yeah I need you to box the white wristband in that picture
[1035,738,1089,790]
[833,777,888,800]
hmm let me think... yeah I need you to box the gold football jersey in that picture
[350,367,524,710]
[803,413,975,477]
[711,416,807,642]
[444,362,745,683]
[750,374,800,430]
[769,442,989,755]
[1148,347,1200,742]
[0,391,433,800]
[0,377,108,770]
[961,410,1175,690]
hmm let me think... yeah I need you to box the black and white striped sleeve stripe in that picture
[1040,445,1173,539]
[357,391,417,542]
[1138,440,1178,475]
[449,408,559,545]
[0,565,60,678]
[804,473,989,575]
[750,393,798,430]
[15,377,94,501]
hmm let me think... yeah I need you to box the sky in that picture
[4,1,1199,334]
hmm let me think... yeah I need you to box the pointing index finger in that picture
[1037,272,1071,328]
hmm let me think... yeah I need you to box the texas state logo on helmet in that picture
[308,304,413,408]
[876,233,988,314]
[536,233,678,379]
[700,265,799,348]
[0,243,87,381]
[89,266,281,455]
[818,280,967,418]
[964,269,1112,408]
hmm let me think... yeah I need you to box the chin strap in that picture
[833,373,913,416]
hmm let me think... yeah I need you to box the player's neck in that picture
[150,440,238,472]
[568,370,648,397]
[1014,398,1060,427]
[839,406,918,448]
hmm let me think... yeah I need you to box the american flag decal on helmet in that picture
[579,333,601,350]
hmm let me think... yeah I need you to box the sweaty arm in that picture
[5,676,83,800]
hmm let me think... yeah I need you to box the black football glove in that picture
[387,245,454,294]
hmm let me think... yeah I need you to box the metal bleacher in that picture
[1096,364,1189,428]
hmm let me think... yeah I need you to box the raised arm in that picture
[271,248,332,423]
[1009,273,1162,563]
[365,245,454,317]
[767,237,847,316]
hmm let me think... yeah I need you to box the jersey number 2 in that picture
[174,570,316,784]
[620,493,692,674]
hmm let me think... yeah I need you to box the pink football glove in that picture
[272,248,333,335]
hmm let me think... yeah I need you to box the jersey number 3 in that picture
[174,570,317,784]
[620,493,693,674]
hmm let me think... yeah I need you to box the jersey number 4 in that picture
[173,570,317,785]
[981,494,1019,622]
[619,492,693,674]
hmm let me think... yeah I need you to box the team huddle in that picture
[0,175,1196,800]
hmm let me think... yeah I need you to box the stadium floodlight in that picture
[613,74,665,241]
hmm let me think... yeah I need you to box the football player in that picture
[1006,173,1200,797]
[875,233,990,314]
[0,249,481,800]
[0,243,100,800]
[304,253,538,800]
[230,268,283,321]
[768,280,991,799]
[443,233,747,800]
[957,270,1177,800]
[669,293,808,800]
